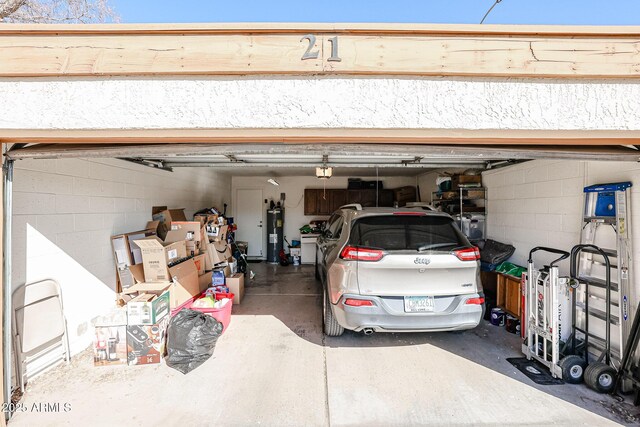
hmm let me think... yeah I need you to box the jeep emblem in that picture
[414,257,431,265]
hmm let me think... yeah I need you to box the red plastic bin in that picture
[185,293,234,332]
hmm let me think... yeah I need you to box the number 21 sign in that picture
[300,34,341,62]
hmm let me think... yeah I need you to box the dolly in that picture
[522,246,574,380]
[566,244,617,392]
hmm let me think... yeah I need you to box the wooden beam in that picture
[1,128,640,146]
[0,24,639,78]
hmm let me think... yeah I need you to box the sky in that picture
[110,0,640,25]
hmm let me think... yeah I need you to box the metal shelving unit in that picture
[431,186,486,241]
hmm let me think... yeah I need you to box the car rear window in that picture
[348,215,467,251]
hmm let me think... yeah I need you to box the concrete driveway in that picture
[9,264,639,426]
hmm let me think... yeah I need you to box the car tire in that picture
[584,362,617,393]
[323,291,344,337]
[559,355,587,384]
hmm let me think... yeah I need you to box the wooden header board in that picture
[0,23,639,78]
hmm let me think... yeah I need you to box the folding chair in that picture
[12,279,70,392]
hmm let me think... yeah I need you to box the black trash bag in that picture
[479,239,516,265]
[165,309,223,374]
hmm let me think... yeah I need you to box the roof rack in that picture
[339,203,363,211]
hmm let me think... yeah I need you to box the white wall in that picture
[483,160,640,280]
[12,158,231,356]
[2,77,639,131]
[231,175,417,258]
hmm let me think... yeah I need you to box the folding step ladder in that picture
[575,182,634,375]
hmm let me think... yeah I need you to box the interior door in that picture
[235,188,264,258]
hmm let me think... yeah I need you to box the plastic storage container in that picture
[186,293,234,332]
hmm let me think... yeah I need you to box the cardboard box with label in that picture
[226,273,245,305]
[127,316,169,366]
[168,258,201,308]
[152,206,187,240]
[207,224,228,242]
[111,230,154,291]
[165,221,205,244]
[93,308,128,366]
[133,238,186,282]
[126,288,170,325]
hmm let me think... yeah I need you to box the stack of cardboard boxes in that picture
[95,206,244,367]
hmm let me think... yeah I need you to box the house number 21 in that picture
[300,34,341,62]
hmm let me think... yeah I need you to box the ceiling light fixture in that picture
[267,178,280,186]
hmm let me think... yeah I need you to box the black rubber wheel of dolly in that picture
[584,362,617,393]
[559,355,587,384]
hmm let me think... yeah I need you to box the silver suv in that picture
[315,204,484,336]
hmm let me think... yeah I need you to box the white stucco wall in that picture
[1,76,639,130]
[12,158,231,357]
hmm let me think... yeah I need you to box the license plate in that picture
[404,296,435,313]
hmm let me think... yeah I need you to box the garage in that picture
[1,23,640,425]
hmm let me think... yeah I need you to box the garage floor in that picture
[9,263,640,426]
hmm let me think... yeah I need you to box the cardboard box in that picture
[93,308,128,366]
[152,207,187,240]
[126,316,169,366]
[226,273,245,305]
[111,230,154,291]
[451,174,482,188]
[207,224,228,242]
[133,238,186,282]
[199,271,213,293]
[193,254,206,275]
[164,240,187,264]
[165,221,205,244]
[126,289,170,325]
[168,258,200,308]
[207,241,232,266]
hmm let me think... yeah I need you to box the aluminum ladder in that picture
[575,182,634,374]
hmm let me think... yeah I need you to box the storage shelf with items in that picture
[431,174,486,241]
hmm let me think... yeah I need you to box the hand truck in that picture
[522,247,574,380]
[569,244,617,393]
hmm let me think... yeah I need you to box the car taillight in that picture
[454,247,480,261]
[340,245,384,262]
[465,297,485,305]
[344,298,374,307]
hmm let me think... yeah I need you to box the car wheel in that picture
[323,291,344,337]
[559,355,586,384]
[584,362,617,393]
[315,259,320,281]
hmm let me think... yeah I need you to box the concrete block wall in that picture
[12,158,231,356]
[483,160,640,284]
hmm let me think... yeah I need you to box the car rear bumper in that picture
[332,293,484,333]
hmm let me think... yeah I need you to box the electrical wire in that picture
[480,0,503,24]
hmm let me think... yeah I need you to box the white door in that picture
[235,188,264,258]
